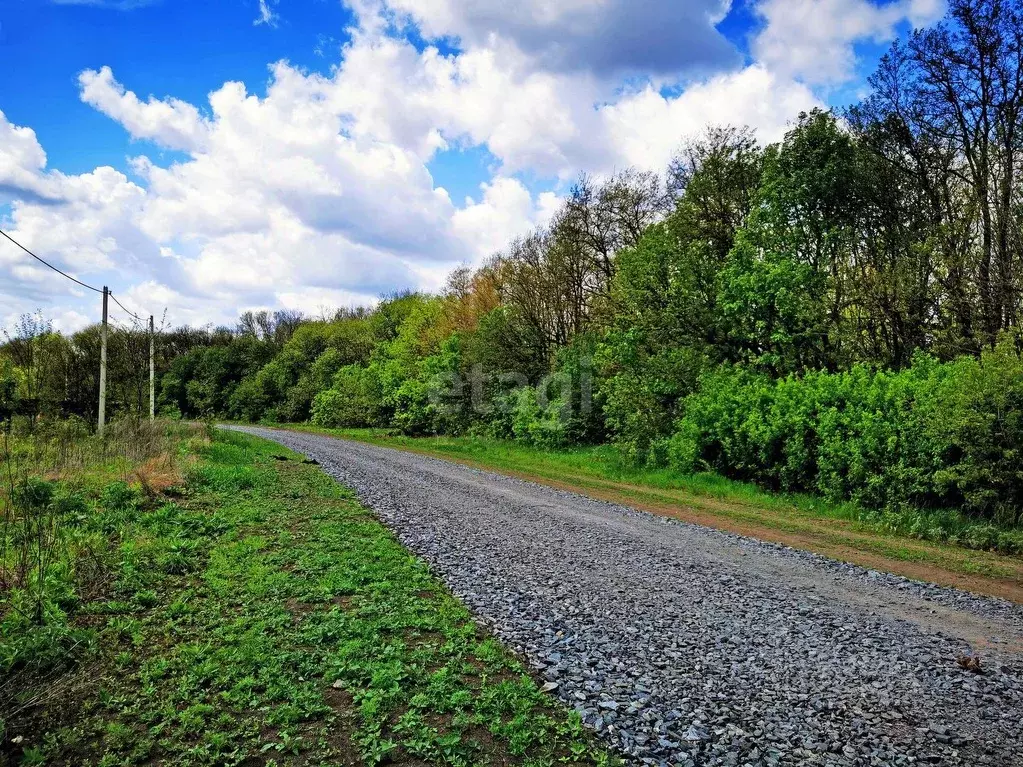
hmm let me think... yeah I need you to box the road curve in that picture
[226,426,1023,767]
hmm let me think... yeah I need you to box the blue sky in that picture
[0,0,947,331]
[1,2,355,170]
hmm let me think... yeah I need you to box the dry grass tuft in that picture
[135,452,181,497]
[955,653,984,673]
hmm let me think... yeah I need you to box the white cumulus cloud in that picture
[752,0,947,86]
[370,0,739,78]
[3,0,891,333]
[254,0,279,27]
[79,66,212,152]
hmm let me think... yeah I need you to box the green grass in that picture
[278,426,1023,591]
[2,429,611,767]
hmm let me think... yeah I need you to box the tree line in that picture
[5,0,1023,541]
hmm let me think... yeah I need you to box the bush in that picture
[472,389,518,440]
[511,386,571,449]
[229,377,271,422]
[13,477,56,513]
[670,339,1023,544]
[100,482,142,513]
[311,365,383,429]
[600,344,707,466]
[510,386,541,445]
[551,335,606,446]
[52,492,89,527]
[507,337,605,451]
[667,365,775,480]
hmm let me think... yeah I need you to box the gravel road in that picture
[228,426,1023,767]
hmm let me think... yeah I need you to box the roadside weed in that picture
[3,429,610,766]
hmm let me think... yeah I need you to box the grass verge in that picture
[280,426,1023,604]
[2,428,610,767]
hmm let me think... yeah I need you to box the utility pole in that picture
[98,286,108,436]
[149,315,155,423]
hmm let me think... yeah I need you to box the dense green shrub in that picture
[507,337,606,450]
[100,481,142,513]
[671,339,1023,536]
[511,386,568,449]
[388,378,435,436]
[311,365,383,429]
[473,387,520,441]
[228,377,271,422]
[551,335,605,446]
[598,222,718,464]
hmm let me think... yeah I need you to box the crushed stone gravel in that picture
[228,426,1023,767]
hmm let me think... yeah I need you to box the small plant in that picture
[100,481,141,513]
[19,745,46,766]
[955,653,984,674]
[155,538,199,575]
[3,477,63,625]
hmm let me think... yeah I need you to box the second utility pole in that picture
[149,315,155,423]
[98,286,108,436]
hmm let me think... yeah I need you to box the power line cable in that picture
[1,226,155,321]
[2,226,162,431]
[0,227,103,294]
[109,291,147,322]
